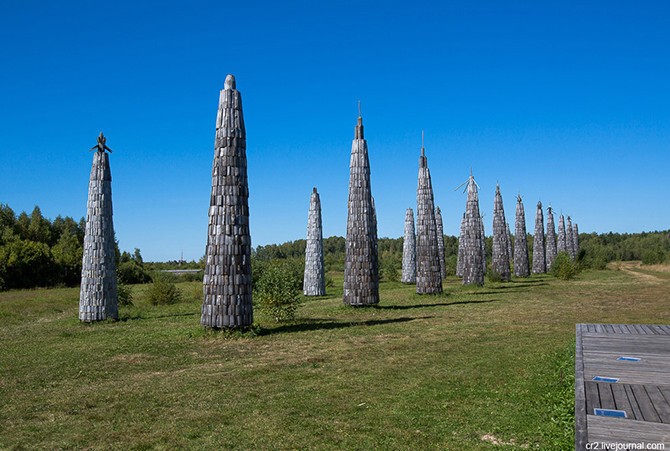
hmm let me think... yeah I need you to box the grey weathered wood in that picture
[304,187,326,296]
[545,206,557,269]
[625,384,644,420]
[491,184,511,281]
[646,386,670,422]
[513,195,529,277]
[415,145,442,293]
[577,323,670,449]
[588,416,670,446]
[575,324,589,450]
[202,75,253,328]
[343,114,379,305]
[532,201,546,273]
[461,174,484,285]
[598,382,616,410]
[456,213,465,278]
[557,214,567,255]
[611,383,633,415]
[631,385,661,422]
[401,208,417,284]
[79,135,118,322]
[435,207,447,279]
[566,216,576,259]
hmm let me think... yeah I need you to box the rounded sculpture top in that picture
[224,74,236,90]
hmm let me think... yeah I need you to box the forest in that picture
[0,202,668,290]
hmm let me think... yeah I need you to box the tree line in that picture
[0,204,158,290]
[1,202,668,290]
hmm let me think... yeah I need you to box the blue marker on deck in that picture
[617,356,641,362]
[594,408,627,418]
[592,376,620,383]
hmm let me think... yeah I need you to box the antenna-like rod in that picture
[358,100,361,118]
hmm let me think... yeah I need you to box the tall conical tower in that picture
[456,213,466,278]
[202,75,253,328]
[435,207,447,279]
[415,141,442,294]
[401,208,417,284]
[491,184,511,281]
[462,174,484,285]
[304,187,326,296]
[557,214,567,255]
[79,132,118,322]
[343,110,379,306]
[572,223,580,257]
[532,201,546,274]
[506,222,513,269]
[514,195,530,277]
[480,214,487,276]
[545,206,557,269]
[566,216,576,260]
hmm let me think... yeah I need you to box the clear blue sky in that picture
[1,1,669,261]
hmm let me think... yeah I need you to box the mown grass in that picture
[1,265,669,450]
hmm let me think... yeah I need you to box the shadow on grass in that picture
[119,311,198,322]
[375,299,498,310]
[259,316,433,335]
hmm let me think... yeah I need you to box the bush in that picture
[254,260,302,322]
[641,248,666,265]
[117,278,134,306]
[486,269,503,283]
[118,260,151,284]
[0,239,55,289]
[381,258,399,282]
[550,252,579,280]
[147,275,182,305]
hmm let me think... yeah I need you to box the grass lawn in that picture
[1,262,669,450]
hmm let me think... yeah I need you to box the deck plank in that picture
[588,416,670,446]
[576,324,670,450]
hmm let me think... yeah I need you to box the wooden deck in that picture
[576,324,670,450]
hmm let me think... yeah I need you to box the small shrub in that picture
[118,260,151,284]
[641,249,666,265]
[381,259,399,282]
[486,269,503,283]
[550,252,579,280]
[147,275,182,305]
[254,260,302,322]
[117,278,134,306]
[177,271,203,282]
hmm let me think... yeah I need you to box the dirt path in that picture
[616,261,667,284]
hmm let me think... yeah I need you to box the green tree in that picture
[147,274,182,305]
[27,206,52,245]
[254,260,302,322]
[0,240,54,288]
[51,232,83,286]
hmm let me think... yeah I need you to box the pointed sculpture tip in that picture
[354,101,364,139]
[436,206,441,214]
[312,187,317,194]
[537,200,542,208]
[224,74,236,90]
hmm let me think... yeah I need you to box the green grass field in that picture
[1,263,669,450]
